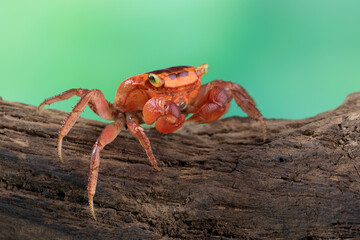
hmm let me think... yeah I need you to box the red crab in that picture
[38,64,266,220]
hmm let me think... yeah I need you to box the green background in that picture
[1,0,360,121]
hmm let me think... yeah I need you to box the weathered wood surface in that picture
[1,93,360,240]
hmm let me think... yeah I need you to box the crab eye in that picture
[148,73,163,87]
[203,64,209,74]
[196,63,209,76]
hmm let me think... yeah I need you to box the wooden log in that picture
[1,93,360,239]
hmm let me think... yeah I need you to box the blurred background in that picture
[1,0,359,121]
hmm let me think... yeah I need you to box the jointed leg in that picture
[231,83,266,140]
[186,80,267,140]
[88,120,124,220]
[38,89,116,162]
[38,88,87,111]
[127,116,160,171]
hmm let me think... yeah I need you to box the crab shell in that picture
[114,64,209,112]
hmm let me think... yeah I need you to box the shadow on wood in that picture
[1,93,360,239]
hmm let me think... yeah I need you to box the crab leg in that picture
[38,89,116,162]
[88,120,124,220]
[127,116,160,171]
[38,88,87,111]
[186,80,266,140]
[39,89,86,162]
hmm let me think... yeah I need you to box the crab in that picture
[38,63,266,220]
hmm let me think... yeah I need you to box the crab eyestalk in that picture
[195,63,209,78]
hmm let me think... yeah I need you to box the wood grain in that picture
[1,93,360,239]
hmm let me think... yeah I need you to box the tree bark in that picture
[1,93,360,240]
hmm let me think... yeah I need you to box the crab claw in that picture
[143,97,185,134]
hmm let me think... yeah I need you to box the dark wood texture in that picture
[1,93,360,239]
